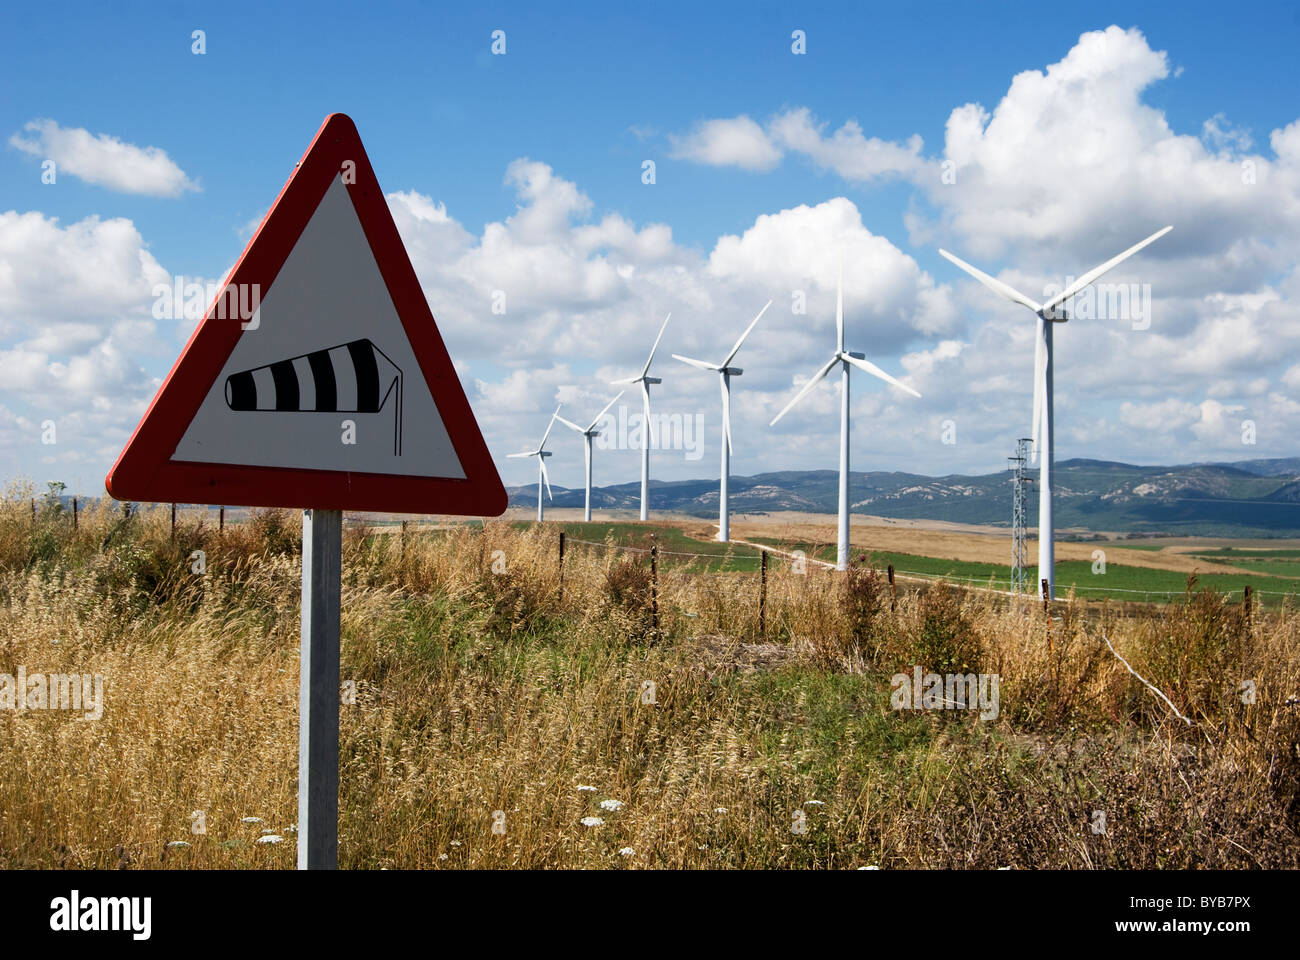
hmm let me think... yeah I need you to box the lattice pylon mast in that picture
[1009,438,1033,593]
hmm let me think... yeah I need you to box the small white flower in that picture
[858,865,880,870]
[449,840,463,847]
[286,824,297,834]
[599,799,624,812]
[240,816,263,824]
[803,800,824,807]
[997,866,1013,871]
[166,841,191,849]
[713,807,728,814]
[618,847,635,856]
[438,853,449,861]
[256,835,284,845]
[576,785,597,792]
[580,816,604,827]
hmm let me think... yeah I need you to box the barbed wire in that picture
[559,534,1298,602]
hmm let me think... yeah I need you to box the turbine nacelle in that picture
[770,260,919,427]
[555,391,625,439]
[508,404,562,501]
[672,300,771,467]
[938,225,1171,463]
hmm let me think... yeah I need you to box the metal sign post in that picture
[299,508,342,869]
[106,114,507,870]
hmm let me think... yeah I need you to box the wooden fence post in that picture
[888,564,896,611]
[650,543,659,633]
[1042,578,1052,654]
[219,506,225,535]
[558,530,566,597]
[72,497,78,532]
[31,498,36,523]
[171,503,177,541]
[401,519,408,560]
[759,550,767,636]
[1243,584,1253,625]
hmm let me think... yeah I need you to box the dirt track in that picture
[370,506,1281,578]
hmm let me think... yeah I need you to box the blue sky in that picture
[3,1,1300,496]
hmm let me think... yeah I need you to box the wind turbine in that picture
[770,255,921,572]
[554,392,625,522]
[611,314,670,522]
[506,405,562,522]
[938,225,1171,599]
[673,300,772,541]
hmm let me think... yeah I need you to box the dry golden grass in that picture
[1,493,1297,869]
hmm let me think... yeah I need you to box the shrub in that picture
[843,557,886,647]
[1134,577,1252,722]
[906,582,982,676]
[249,508,299,556]
[600,557,655,642]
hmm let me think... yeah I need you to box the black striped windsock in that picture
[223,338,404,454]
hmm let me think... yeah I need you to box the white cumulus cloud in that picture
[10,119,199,197]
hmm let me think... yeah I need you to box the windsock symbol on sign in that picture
[223,338,404,455]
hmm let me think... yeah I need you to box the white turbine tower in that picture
[554,392,625,523]
[672,300,772,541]
[611,314,671,522]
[506,405,562,522]
[770,256,921,571]
[938,225,1171,599]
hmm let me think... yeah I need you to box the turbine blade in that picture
[770,355,839,426]
[720,374,733,454]
[540,457,552,500]
[672,354,721,372]
[588,391,625,432]
[843,353,921,398]
[538,404,562,448]
[609,376,642,385]
[836,252,845,354]
[722,299,772,367]
[641,313,671,378]
[554,414,584,433]
[1040,226,1173,315]
[938,248,1042,313]
[506,451,536,458]
[1031,319,1047,463]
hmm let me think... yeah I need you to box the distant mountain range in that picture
[506,457,1300,538]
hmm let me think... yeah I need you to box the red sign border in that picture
[105,113,506,516]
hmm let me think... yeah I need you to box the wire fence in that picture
[556,531,1298,607]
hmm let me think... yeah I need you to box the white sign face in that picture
[172,177,466,479]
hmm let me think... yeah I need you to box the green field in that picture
[395,519,1300,603]
[500,521,1300,603]
[851,550,1297,602]
[1184,547,1300,558]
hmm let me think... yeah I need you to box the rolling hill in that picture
[507,457,1300,537]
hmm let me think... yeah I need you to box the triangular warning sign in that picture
[107,113,505,516]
